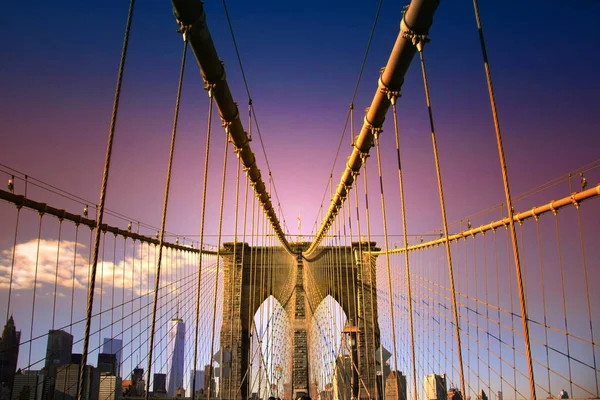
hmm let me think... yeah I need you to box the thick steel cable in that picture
[111,234,117,343]
[342,192,359,332]
[28,213,43,372]
[257,211,266,397]
[219,0,288,235]
[245,193,258,396]
[5,206,21,321]
[417,45,466,397]
[78,2,135,397]
[359,158,381,397]
[311,0,384,234]
[390,98,417,399]
[348,106,374,396]
[577,205,599,396]
[145,39,188,400]
[121,236,127,377]
[99,232,106,352]
[472,235,480,395]
[506,222,516,398]
[228,154,242,400]
[0,166,187,240]
[207,134,229,400]
[372,131,399,376]
[553,213,574,395]
[191,88,214,400]
[471,2,536,396]
[51,219,63,330]
[344,190,360,344]
[70,224,80,335]
[350,172,374,397]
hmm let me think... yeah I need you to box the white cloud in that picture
[0,239,218,297]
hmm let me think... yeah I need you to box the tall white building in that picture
[425,374,447,400]
[102,338,123,377]
[167,316,185,397]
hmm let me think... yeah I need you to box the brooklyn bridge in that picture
[0,0,598,399]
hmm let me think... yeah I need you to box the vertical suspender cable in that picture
[576,205,599,396]
[534,217,551,395]
[390,97,417,400]
[417,44,466,397]
[6,205,21,321]
[237,170,249,400]
[372,131,399,375]
[471,1,536,396]
[228,154,242,400]
[70,224,80,334]
[360,158,381,398]
[146,39,188,400]
[78,1,135,398]
[192,84,214,400]
[52,219,63,330]
[28,213,44,371]
[207,133,230,400]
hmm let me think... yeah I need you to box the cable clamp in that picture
[570,194,580,209]
[176,23,193,42]
[401,13,430,51]
[378,71,401,104]
[531,208,539,222]
[364,115,383,141]
[550,200,558,215]
[204,81,216,97]
[203,61,227,94]
[221,105,240,129]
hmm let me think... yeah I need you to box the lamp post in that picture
[274,365,283,398]
[343,319,360,400]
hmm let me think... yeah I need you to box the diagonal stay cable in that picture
[78,1,135,399]
[311,0,384,235]
[145,38,188,400]
[220,0,288,234]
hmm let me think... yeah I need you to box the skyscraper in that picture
[425,374,447,400]
[0,316,21,398]
[102,339,122,378]
[166,316,185,397]
[11,371,41,400]
[54,364,99,400]
[98,373,121,400]
[153,373,167,395]
[45,330,73,368]
[97,354,118,376]
[189,370,204,395]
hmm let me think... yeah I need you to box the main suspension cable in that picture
[145,38,188,400]
[207,132,230,400]
[311,0,384,234]
[390,95,417,400]
[372,130,399,375]
[220,0,288,234]
[191,82,215,400]
[417,42,466,397]
[78,1,135,398]
[471,2,536,397]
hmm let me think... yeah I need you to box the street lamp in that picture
[274,365,283,398]
[343,319,360,400]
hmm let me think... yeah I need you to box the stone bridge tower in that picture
[218,242,381,399]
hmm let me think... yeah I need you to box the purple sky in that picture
[1,0,599,241]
